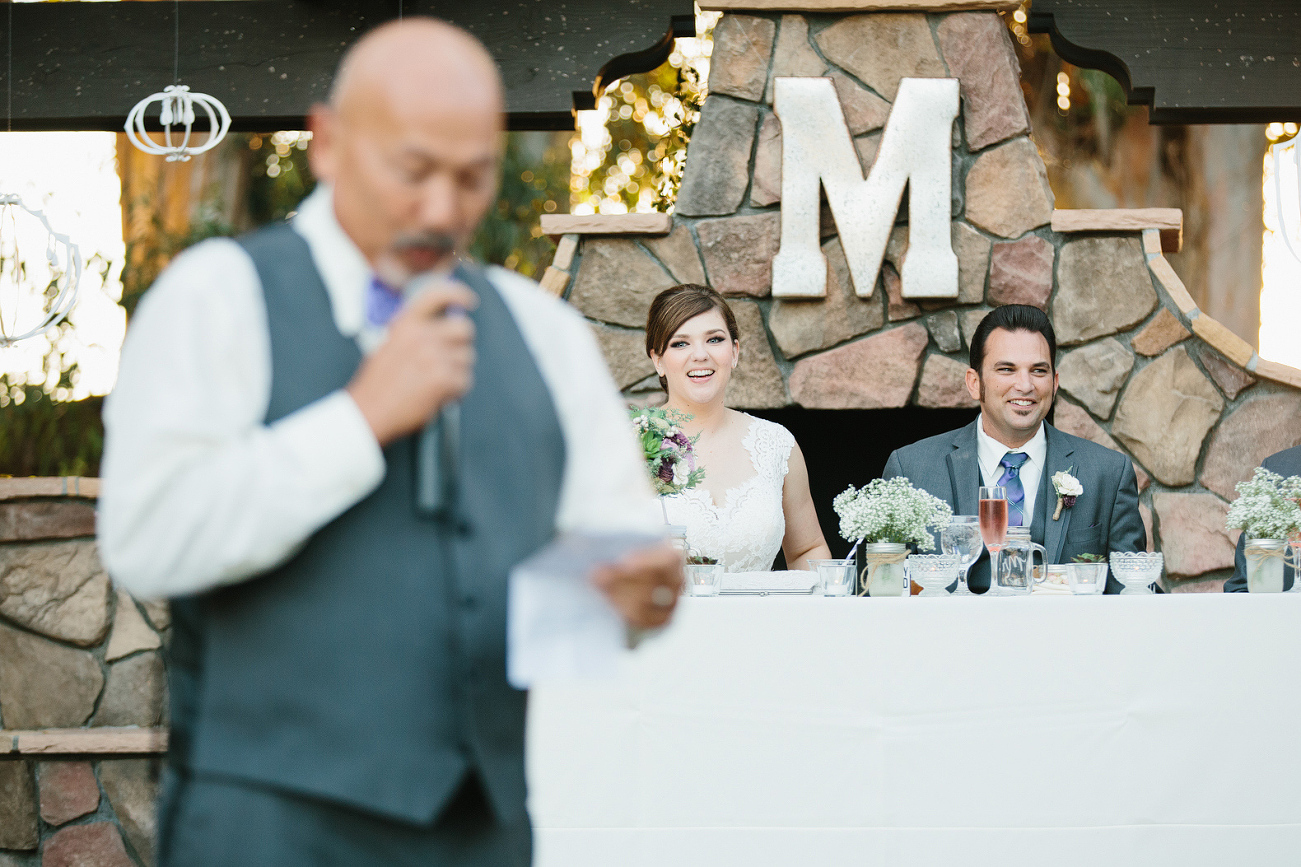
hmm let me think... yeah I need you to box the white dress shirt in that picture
[974,414,1046,526]
[99,185,662,599]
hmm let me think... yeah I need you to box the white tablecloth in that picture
[526,593,1301,866]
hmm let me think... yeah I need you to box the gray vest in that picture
[166,223,566,825]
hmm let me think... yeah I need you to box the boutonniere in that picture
[1052,469,1083,521]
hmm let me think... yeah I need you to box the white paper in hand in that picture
[507,532,663,688]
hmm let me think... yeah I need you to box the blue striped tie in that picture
[998,452,1030,527]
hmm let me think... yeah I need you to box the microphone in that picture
[415,400,460,521]
[404,269,468,522]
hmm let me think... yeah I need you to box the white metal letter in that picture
[771,76,960,299]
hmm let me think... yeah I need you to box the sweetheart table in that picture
[526,592,1301,866]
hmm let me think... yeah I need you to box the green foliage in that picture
[469,131,571,278]
[572,57,707,215]
[629,405,705,496]
[246,131,317,227]
[1072,553,1107,564]
[0,386,103,477]
[4,125,583,479]
[0,314,103,476]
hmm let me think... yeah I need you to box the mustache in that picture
[391,232,458,257]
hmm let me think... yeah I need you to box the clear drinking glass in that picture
[940,516,983,596]
[808,558,856,596]
[684,563,723,596]
[1065,562,1107,594]
[1289,540,1301,593]
[978,486,1008,595]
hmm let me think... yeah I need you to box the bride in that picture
[646,284,832,572]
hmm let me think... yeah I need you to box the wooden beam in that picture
[4,728,168,756]
[1189,314,1255,369]
[1030,0,1301,124]
[0,477,99,501]
[1052,208,1183,253]
[540,213,674,236]
[0,0,693,132]
[700,0,1017,10]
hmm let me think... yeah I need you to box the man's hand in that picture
[591,543,684,630]
[347,282,478,447]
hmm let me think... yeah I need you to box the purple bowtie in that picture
[366,276,403,328]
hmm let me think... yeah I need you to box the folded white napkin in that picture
[720,570,819,594]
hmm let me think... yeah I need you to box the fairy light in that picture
[569,7,719,214]
[1007,1,1032,47]
[1056,71,1071,113]
[1268,122,1300,144]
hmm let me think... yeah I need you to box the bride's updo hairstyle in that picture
[645,284,740,391]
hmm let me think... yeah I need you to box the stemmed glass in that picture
[978,486,1008,595]
[941,516,983,596]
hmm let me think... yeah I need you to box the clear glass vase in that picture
[1245,538,1287,593]
[861,543,909,597]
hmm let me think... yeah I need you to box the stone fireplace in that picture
[538,4,1301,590]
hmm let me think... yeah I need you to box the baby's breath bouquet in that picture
[833,476,953,551]
[1225,467,1301,541]
[629,405,706,496]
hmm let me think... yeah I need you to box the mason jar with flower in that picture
[1225,467,1301,593]
[833,477,953,597]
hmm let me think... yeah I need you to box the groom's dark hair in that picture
[968,305,1057,376]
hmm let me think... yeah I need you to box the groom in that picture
[883,305,1146,593]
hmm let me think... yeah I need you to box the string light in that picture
[1056,71,1071,113]
[569,8,719,215]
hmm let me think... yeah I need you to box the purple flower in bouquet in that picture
[629,405,707,496]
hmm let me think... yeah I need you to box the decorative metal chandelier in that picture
[123,0,231,162]
[1268,123,1301,266]
[125,85,231,162]
[0,194,82,348]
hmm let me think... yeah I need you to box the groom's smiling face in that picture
[965,327,1058,447]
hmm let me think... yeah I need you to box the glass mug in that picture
[991,526,1046,595]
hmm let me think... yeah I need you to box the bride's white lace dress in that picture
[663,415,795,572]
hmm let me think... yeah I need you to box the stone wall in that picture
[0,479,166,867]
[540,9,1301,591]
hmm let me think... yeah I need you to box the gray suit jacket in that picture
[882,419,1147,593]
[1224,444,1301,592]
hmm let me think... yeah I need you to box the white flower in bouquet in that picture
[1226,467,1301,541]
[832,476,953,551]
[627,405,705,496]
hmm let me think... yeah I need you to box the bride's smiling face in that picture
[653,308,739,406]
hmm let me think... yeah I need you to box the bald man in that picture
[99,19,678,866]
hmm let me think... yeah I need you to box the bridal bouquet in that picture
[629,405,705,496]
[1226,467,1301,541]
[833,476,952,552]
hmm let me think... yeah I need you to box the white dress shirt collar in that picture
[975,414,1046,486]
[291,184,372,339]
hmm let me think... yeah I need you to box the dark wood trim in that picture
[1029,0,1301,124]
[0,0,694,132]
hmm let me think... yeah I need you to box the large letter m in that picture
[771,76,960,299]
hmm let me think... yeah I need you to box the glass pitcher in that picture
[990,527,1046,596]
